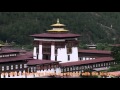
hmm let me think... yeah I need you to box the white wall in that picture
[69,47,79,62]
[57,46,67,62]
[58,46,79,63]
[86,57,89,60]
[33,47,37,59]
[55,67,61,75]
[51,45,55,61]
[38,44,42,60]
[33,38,79,62]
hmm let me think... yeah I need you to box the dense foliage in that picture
[108,65,120,72]
[108,46,120,71]
[0,12,120,45]
[111,46,120,63]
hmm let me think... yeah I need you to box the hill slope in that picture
[0,12,120,45]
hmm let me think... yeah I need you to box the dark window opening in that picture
[37,54,39,59]
[55,48,57,54]
[36,47,39,54]
[68,55,70,61]
[55,55,57,61]
[55,42,65,48]
[67,48,72,54]
[43,48,51,54]
[79,57,82,60]
[43,54,50,60]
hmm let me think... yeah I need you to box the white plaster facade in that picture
[33,47,37,59]
[33,38,79,63]
[51,45,55,60]
[38,44,42,60]
[57,46,79,63]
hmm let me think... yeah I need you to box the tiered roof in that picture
[60,57,114,67]
[27,60,60,66]
[78,49,111,55]
[30,33,80,38]
[0,55,32,63]
[0,44,33,63]
[47,18,68,32]
[30,19,81,38]
[0,49,20,54]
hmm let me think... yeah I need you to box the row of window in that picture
[42,48,51,54]
[42,43,51,48]
[42,47,72,55]
[36,47,51,54]
[36,46,72,55]
[34,40,78,49]
[35,64,59,70]
[61,61,117,72]
[66,41,79,47]
[79,57,95,60]
[0,54,17,58]
[29,67,36,72]
[55,48,72,55]
[1,64,27,71]
[55,42,65,48]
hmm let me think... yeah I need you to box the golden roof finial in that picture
[47,19,69,32]
[51,18,65,27]
[57,18,60,24]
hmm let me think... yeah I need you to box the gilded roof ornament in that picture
[47,19,69,32]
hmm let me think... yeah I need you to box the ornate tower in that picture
[30,19,80,63]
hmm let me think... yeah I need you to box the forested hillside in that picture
[0,12,120,45]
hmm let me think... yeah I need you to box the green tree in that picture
[96,43,111,50]
[108,46,120,71]
[0,40,4,44]
[96,43,106,50]
[79,44,88,49]
[1,12,120,45]
[108,65,120,72]
[111,46,120,63]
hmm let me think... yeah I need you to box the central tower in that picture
[30,19,80,63]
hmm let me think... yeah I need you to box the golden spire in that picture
[50,18,66,27]
[47,18,69,32]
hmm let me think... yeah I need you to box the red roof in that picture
[0,49,19,54]
[27,60,60,65]
[60,57,114,67]
[78,49,111,54]
[30,33,81,38]
[0,55,32,63]
[23,51,33,58]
